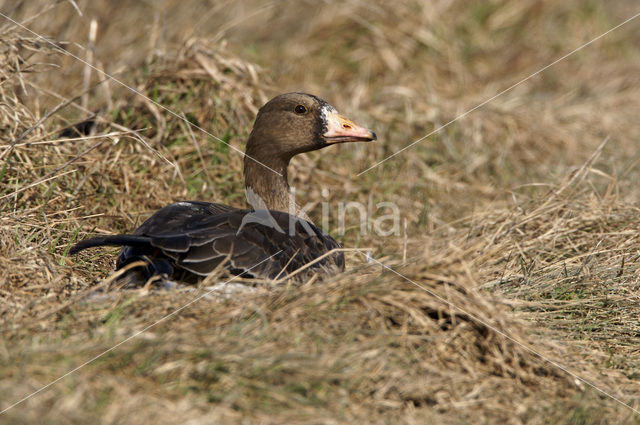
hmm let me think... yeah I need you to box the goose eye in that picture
[294,104,307,114]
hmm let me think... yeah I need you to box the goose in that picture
[70,93,376,284]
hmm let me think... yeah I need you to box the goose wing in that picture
[73,201,344,282]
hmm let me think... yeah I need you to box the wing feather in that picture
[72,200,345,283]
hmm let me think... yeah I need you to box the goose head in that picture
[243,92,376,213]
[245,92,376,163]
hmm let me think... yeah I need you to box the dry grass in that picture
[2,0,640,423]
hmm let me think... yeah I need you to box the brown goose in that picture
[70,93,376,284]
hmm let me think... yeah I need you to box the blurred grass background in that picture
[2,0,640,423]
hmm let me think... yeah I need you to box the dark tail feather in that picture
[69,235,152,255]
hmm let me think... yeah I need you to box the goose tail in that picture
[69,235,152,255]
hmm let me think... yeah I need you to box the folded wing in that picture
[71,201,344,283]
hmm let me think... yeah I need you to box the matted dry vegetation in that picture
[2,0,640,423]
